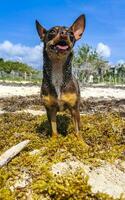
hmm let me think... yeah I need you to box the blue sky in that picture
[0,0,125,68]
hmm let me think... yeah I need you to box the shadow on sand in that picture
[36,114,71,137]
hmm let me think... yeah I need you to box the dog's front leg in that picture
[70,108,82,140]
[46,108,58,138]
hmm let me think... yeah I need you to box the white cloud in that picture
[117,59,124,64]
[96,42,111,58]
[0,40,43,69]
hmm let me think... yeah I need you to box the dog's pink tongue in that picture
[57,45,69,50]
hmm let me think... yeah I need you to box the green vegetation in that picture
[73,44,108,69]
[0,58,37,74]
[0,112,125,199]
[73,44,125,84]
[0,58,41,82]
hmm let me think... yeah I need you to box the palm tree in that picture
[73,44,109,83]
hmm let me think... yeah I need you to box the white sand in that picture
[81,87,125,99]
[0,85,40,98]
[0,85,125,99]
[52,159,125,198]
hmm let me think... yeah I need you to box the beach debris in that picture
[0,140,30,167]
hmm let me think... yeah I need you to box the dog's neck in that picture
[43,47,73,96]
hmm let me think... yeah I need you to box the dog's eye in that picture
[49,30,56,34]
[47,30,57,40]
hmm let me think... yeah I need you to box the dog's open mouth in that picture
[56,40,69,50]
[51,40,70,52]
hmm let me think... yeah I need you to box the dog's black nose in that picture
[60,30,67,39]
[61,30,65,35]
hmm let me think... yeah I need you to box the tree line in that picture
[0,58,38,74]
[73,44,125,83]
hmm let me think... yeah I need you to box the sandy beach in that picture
[0,85,40,98]
[0,83,125,199]
[0,84,125,100]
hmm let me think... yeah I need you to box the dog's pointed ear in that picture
[70,15,86,40]
[35,20,46,41]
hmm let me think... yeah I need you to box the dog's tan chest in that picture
[42,92,77,109]
[61,93,77,106]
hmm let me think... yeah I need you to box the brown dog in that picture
[36,15,86,138]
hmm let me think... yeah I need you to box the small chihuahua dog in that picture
[36,15,86,138]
